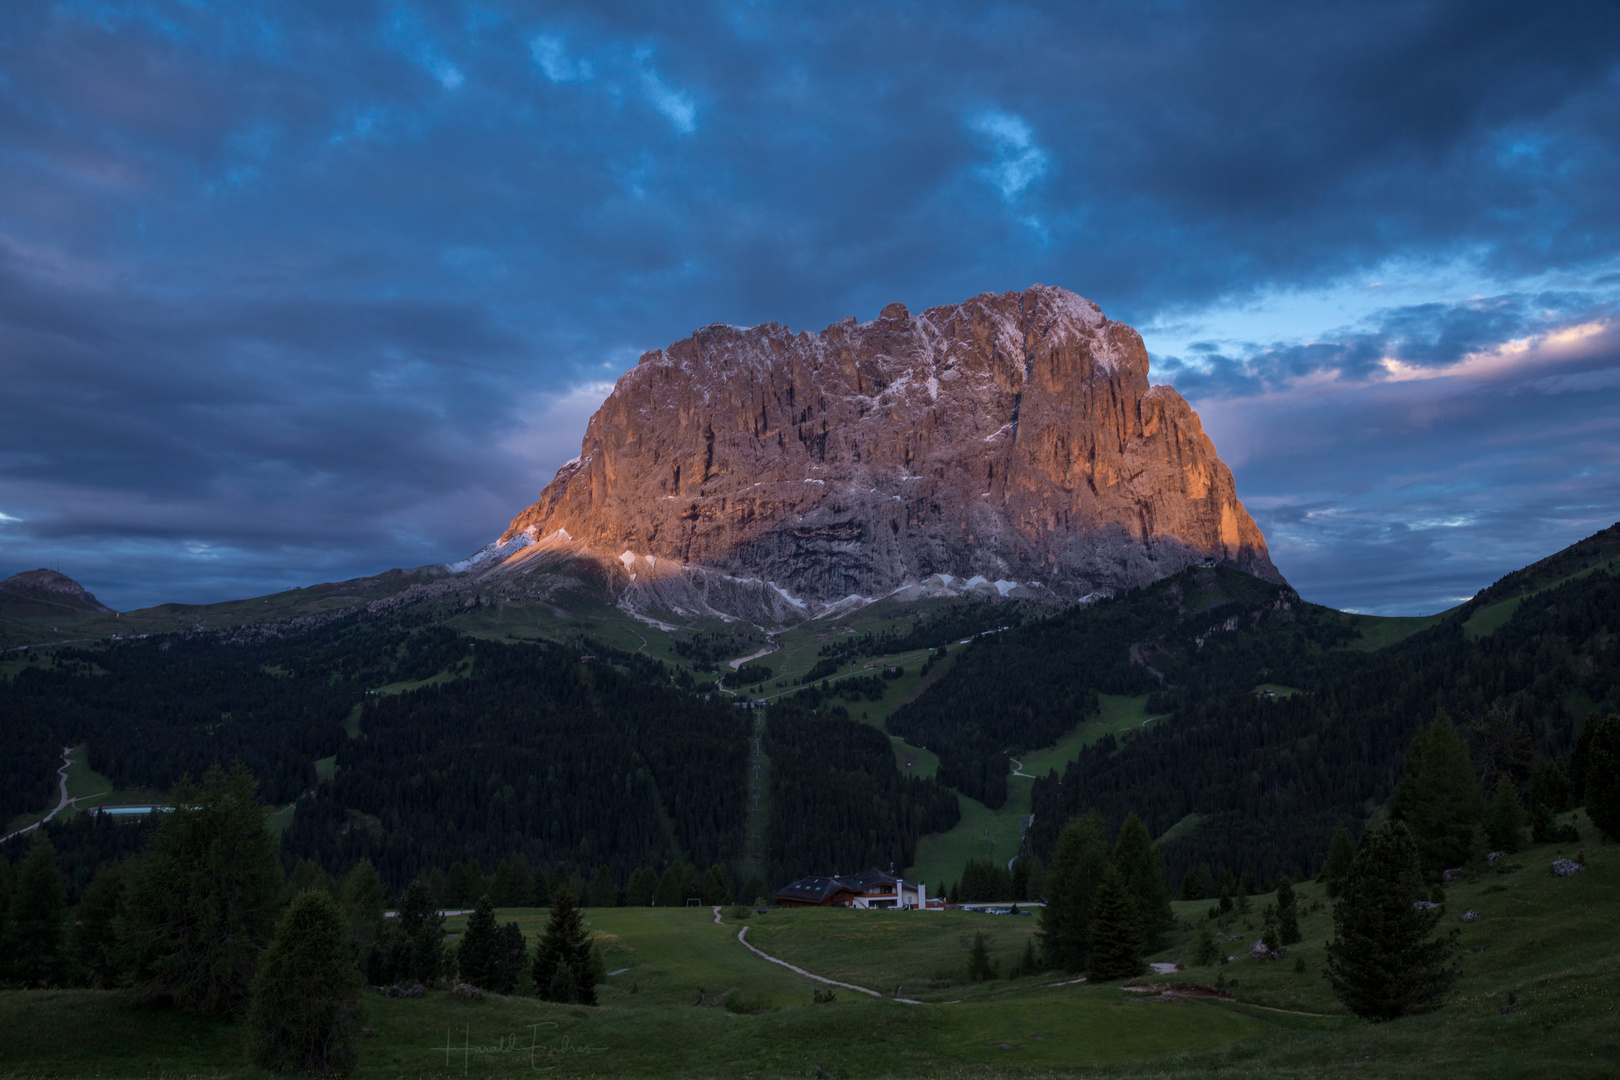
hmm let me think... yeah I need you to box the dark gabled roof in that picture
[773,875,854,904]
[842,868,900,891]
[773,868,902,903]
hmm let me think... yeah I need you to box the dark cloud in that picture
[1,1,1618,609]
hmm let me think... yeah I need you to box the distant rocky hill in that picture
[0,568,115,614]
[459,284,1279,623]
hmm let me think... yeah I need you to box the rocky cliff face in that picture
[471,285,1280,620]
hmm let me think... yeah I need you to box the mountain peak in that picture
[1,568,116,614]
[470,285,1280,620]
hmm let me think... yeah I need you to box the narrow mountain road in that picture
[1,747,103,843]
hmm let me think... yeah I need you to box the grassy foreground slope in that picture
[4,819,1614,1080]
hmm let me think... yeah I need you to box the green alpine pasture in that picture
[3,826,1616,1079]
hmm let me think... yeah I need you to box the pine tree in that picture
[397,878,445,985]
[531,864,552,908]
[654,865,682,908]
[1528,756,1572,816]
[588,866,618,908]
[739,873,766,906]
[74,860,128,988]
[1390,710,1484,873]
[1010,936,1040,977]
[1193,925,1219,966]
[626,867,659,907]
[1582,715,1620,841]
[118,762,282,1012]
[1485,777,1527,853]
[1324,822,1459,1019]
[1085,864,1143,982]
[490,854,534,907]
[1038,812,1110,972]
[966,930,996,981]
[495,921,528,994]
[1324,825,1355,898]
[456,895,501,989]
[1111,813,1173,950]
[8,834,68,987]
[339,859,388,955]
[532,885,597,1005]
[1275,875,1302,946]
[702,864,734,905]
[245,890,364,1076]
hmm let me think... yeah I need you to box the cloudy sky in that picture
[2,1,1618,615]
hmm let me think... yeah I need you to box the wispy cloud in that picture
[968,109,1048,200]
[529,34,593,83]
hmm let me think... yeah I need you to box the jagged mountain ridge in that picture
[461,285,1279,621]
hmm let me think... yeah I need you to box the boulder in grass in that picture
[1412,900,1440,911]
[1461,910,1481,922]
[450,983,485,1000]
[1551,859,1586,877]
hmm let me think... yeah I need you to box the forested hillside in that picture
[284,640,750,886]
[1024,526,1620,886]
[888,565,1352,807]
[764,704,960,884]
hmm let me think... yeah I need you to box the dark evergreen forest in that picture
[887,565,1350,807]
[283,639,750,888]
[764,703,960,884]
[1026,535,1620,887]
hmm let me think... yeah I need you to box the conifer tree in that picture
[1038,812,1110,971]
[532,884,597,1005]
[397,878,445,985]
[1193,924,1219,966]
[739,873,766,906]
[1528,755,1571,816]
[1324,822,1459,1019]
[1010,936,1040,977]
[1324,825,1355,898]
[1485,777,1527,853]
[1111,813,1173,950]
[456,895,501,989]
[588,866,619,908]
[119,763,282,1012]
[531,864,552,908]
[702,864,734,905]
[626,867,658,907]
[1085,864,1143,982]
[966,930,996,981]
[654,864,686,907]
[1275,875,1302,945]
[245,890,364,1076]
[1582,715,1620,841]
[7,834,68,987]
[74,860,128,988]
[551,863,571,901]
[495,921,527,994]
[339,859,388,956]
[1390,710,1484,873]
[489,854,534,907]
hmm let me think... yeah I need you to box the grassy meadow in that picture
[4,823,1616,1079]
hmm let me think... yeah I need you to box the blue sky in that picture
[1,1,1618,614]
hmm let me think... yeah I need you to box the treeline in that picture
[764,704,959,885]
[284,637,750,888]
[1031,551,1620,886]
